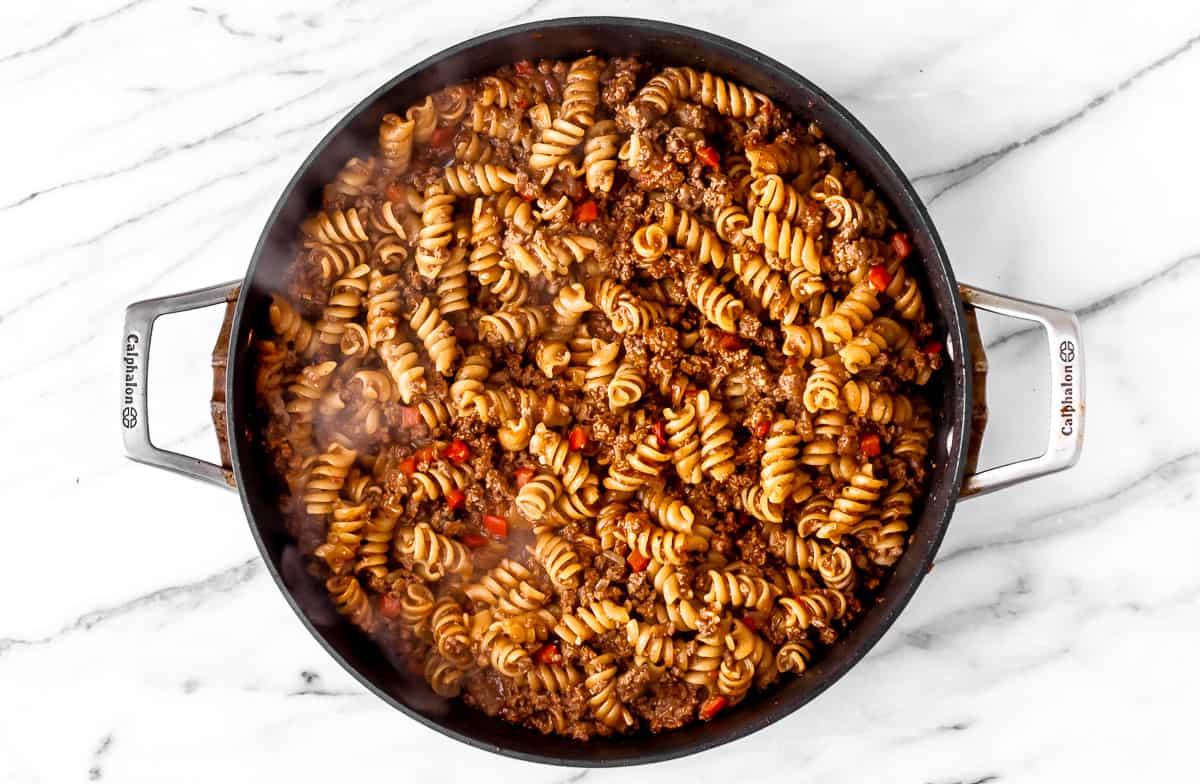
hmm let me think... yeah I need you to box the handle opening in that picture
[122,281,241,489]
[958,284,1085,498]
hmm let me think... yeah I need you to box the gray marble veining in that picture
[1,1,1197,781]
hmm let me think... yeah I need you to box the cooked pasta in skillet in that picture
[254,55,942,738]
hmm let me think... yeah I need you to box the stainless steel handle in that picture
[958,284,1085,497]
[121,281,241,489]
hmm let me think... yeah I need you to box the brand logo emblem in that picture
[1058,340,1076,437]
[123,333,140,429]
[1059,340,1075,363]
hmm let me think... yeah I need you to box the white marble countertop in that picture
[3,1,1198,781]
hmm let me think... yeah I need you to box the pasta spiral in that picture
[479,304,547,350]
[555,481,599,522]
[639,483,695,533]
[559,55,602,126]
[365,270,400,348]
[524,662,582,694]
[354,509,399,586]
[750,174,806,222]
[621,518,705,565]
[410,297,458,376]
[316,264,370,347]
[692,70,768,118]
[479,623,532,677]
[378,339,425,405]
[797,496,837,540]
[837,317,907,375]
[269,296,317,356]
[464,559,533,607]
[607,360,645,412]
[513,472,562,523]
[694,391,735,481]
[842,380,914,425]
[449,346,489,415]
[436,246,470,317]
[662,203,728,269]
[685,268,744,333]
[631,66,700,119]
[631,224,669,263]
[408,461,471,505]
[582,120,619,193]
[395,521,473,580]
[880,259,926,321]
[777,589,847,631]
[534,283,592,377]
[533,531,583,590]
[468,198,528,305]
[312,498,368,574]
[545,282,592,339]
[713,204,750,246]
[496,191,537,233]
[632,67,767,123]
[781,323,829,361]
[307,241,369,284]
[416,183,456,280]
[816,545,857,591]
[827,463,887,531]
[405,96,438,143]
[585,653,634,730]
[776,640,815,675]
[529,423,591,493]
[285,361,337,447]
[510,233,599,278]
[589,278,663,335]
[454,129,494,164]
[443,163,517,196]
[741,483,783,524]
[702,569,780,612]
[302,442,357,515]
[626,619,689,669]
[378,113,414,175]
[731,251,788,319]
[554,599,630,645]
[802,359,847,413]
[369,199,410,239]
[664,402,702,485]
[746,141,805,177]
[326,576,374,631]
[603,432,671,495]
[814,280,881,344]
[416,396,452,431]
[745,207,821,275]
[424,653,463,698]
[684,621,727,687]
[431,596,473,667]
[303,208,369,244]
[397,581,436,630]
[530,117,586,171]
[760,419,803,504]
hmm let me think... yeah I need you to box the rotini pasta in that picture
[258,55,942,740]
[554,599,630,645]
[326,575,374,631]
[410,297,458,375]
[685,268,744,332]
[662,203,728,269]
[416,183,455,280]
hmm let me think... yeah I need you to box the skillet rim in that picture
[226,15,970,766]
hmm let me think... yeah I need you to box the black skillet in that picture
[121,17,1085,766]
